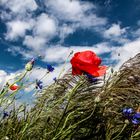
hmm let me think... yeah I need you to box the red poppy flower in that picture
[70,50,107,77]
[9,84,19,91]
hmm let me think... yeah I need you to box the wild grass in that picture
[0,54,140,140]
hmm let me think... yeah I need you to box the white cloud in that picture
[7,42,111,64]
[0,70,17,88]
[111,38,140,69]
[0,11,12,21]
[7,46,35,59]
[22,14,57,53]
[104,24,126,38]
[45,0,107,28]
[6,20,33,40]
[23,36,46,52]
[43,42,111,63]
[134,28,140,36]
[81,14,107,29]
[33,13,57,37]
[0,70,7,88]
[45,0,88,21]
[2,0,107,43]
[1,0,37,14]
[24,84,35,93]
[59,24,76,42]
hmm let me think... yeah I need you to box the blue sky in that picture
[0,0,140,104]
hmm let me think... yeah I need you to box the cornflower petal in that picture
[3,111,9,119]
[47,64,54,72]
[36,80,43,89]
[53,77,57,82]
[85,73,98,83]
[132,113,140,125]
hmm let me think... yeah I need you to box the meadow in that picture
[0,51,140,140]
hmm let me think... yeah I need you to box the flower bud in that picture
[9,84,19,91]
[94,95,101,103]
[124,119,129,124]
[25,58,35,71]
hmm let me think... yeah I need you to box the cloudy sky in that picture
[0,0,140,103]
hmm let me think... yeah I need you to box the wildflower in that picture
[122,108,134,119]
[25,58,35,71]
[47,64,54,72]
[85,73,98,83]
[53,77,57,82]
[131,113,140,125]
[70,50,107,77]
[9,83,19,91]
[35,79,43,89]
[3,111,9,119]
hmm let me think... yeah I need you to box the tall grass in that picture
[0,54,140,140]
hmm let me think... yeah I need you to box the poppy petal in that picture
[94,66,107,77]
[10,84,19,91]
[70,51,107,77]
[72,67,83,75]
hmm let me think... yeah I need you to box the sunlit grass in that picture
[0,53,140,140]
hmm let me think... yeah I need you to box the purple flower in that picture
[53,77,57,82]
[3,111,9,119]
[47,64,54,72]
[36,80,43,89]
[122,108,134,119]
[132,113,140,125]
[85,73,98,83]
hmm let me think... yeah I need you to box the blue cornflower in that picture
[36,80,43,89]
[53,77,57,82]
[122,108,134,119]
[47,64,54,72]
[85,73,98,83]
[131,113,140,125]
[3,111,9,119]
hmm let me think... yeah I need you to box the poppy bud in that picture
[25,58,35,71]
[9,84,19,91]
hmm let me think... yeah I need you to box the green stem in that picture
[53,81,84,136]
[112,124,127,140]
[54,104,97,140]
[52,111,75,140]
[0,71,28,106]
[131,131,140,138]
[0,71,28,98]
